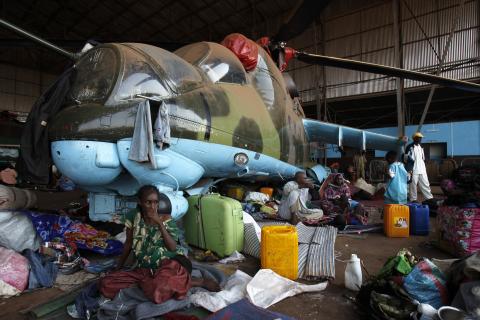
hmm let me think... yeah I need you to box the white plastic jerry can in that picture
[345,254,362,291]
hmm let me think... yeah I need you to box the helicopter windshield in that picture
[115,45,170,100]
[127,43,202,89]
[175,42,247,85]
[70,47,118,103]
[250,46,288,110]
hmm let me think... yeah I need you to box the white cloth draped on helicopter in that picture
[128,100,171,169]
[129,100,155,168]
[153,101,171,146]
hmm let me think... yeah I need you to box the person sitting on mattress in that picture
[99,185,220,303]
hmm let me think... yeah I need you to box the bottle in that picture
[345,254,362,291]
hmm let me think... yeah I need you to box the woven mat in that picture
[243,222,337,280]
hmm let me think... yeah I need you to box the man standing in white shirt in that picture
[404,132,433,202]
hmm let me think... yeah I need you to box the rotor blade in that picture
[0,38,186,51]
[274,0,330,42]
[297,52,480,93]
[0,18,77,60]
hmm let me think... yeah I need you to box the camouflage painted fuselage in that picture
[49,41,309,167]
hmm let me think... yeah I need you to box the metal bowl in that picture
[438,306,467,320]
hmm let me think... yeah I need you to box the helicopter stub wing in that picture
[303,119,403,151]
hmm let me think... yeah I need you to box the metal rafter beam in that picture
[215,0,252,36]
[38,0,65,35]
[122,1,188,41]
[109,0,174,42]
[19,0,38,23]
[0,38,183,50]
[64,1,104,36]
[87,0,152,39]
[335,101,480,127]
[186,0,270,41]
[142,0,220,41]
[173,0,228,41]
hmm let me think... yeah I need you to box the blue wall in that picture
[325,120,480,159]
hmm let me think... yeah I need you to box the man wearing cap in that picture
[404,132,433,202]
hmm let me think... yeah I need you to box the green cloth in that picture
[377,249,416,279]
[124,211,185,269]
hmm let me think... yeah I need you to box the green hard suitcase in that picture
[183,194,244,257]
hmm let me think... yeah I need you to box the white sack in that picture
[246,269,328,308]
[244,192,270,203]
[0,280,21,298]
[190,270,252,312]
[219,251,245,264]
[0,211,41,252]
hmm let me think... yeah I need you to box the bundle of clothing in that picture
[242,191,278,221]
[357,250,480,319]
[356,249,449,319]
[24,211,123,256]
[71,261,226,320]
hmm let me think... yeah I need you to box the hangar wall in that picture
[287,0,480,103]
[0,62,57,113]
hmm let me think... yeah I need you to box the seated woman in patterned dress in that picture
[100,185,219,303]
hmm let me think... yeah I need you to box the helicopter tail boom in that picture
[303,119,404,152]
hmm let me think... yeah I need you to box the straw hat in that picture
[412,132,424,139]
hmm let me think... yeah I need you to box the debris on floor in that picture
[0,164,479,320]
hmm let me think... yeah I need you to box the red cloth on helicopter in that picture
[99,259,191,304]
[221,33,258,71]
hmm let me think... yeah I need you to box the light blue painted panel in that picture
[370,120,480,158]
[117,139,205,190]
[170,138,300,178]
[51,141,122,185]
[324,120,480,159]
[303,119,403,152]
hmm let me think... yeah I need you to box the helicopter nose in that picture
[51,141,122,186]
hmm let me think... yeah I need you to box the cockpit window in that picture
[70,47,118,103]
[174,42,209,65]
[115,46,169,101]
[175,42,247,85]
[128,43,202,89]
[250,47,287,110]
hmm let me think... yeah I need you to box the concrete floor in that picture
[270,231,451,319]
[0,190,453,319]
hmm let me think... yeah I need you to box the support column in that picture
[393,0,405,137]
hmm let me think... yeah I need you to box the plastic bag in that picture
[190,270,252,312]
[0,246,29,297]
[221,33,258,71]
[403,259,448,309]
[244,192,270,203]
[246,269,328,308]
[0,211,41,252]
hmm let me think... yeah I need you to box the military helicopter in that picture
[2,0,480,221]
